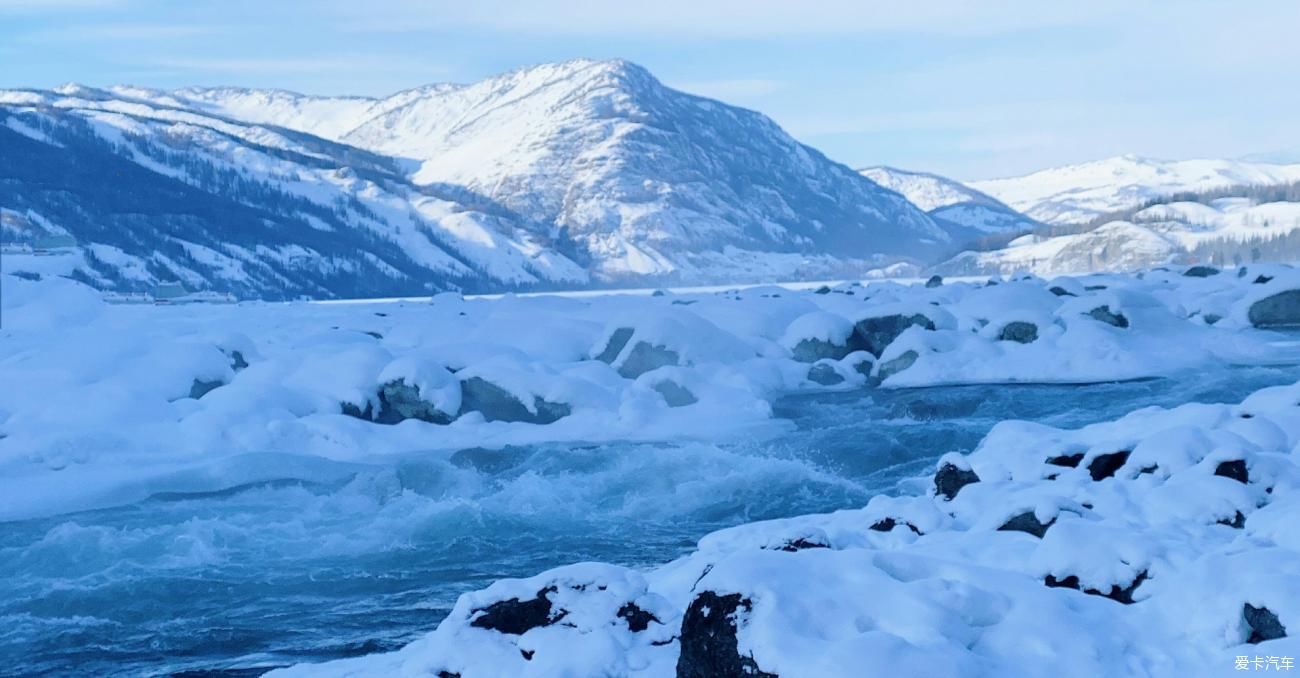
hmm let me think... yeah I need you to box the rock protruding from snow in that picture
[677,592,776,678]
[934,458,980,500]
[459,377,571,425]
[1248,289,1300,327]
[850,313,935,358]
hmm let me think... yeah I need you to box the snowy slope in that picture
[973,154,1300,225]
[861,165,1040,235]
[932,195,1300,277]
[932,221,1183,277]
[0,88,588,298]
[1134,198,1300,249]
[149,59,952,276]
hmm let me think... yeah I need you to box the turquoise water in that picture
[1,365,1295,677]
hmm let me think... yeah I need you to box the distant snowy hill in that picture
[972,154,1300,225]
[859,166,1039,236]
[0,60,954,298]
[932,184,1300,276]
[932,222,1182,277]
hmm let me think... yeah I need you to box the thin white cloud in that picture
[20,23,221,42]
[0,0,123,11]
[328,0,1131,38]
[151,55,450,79]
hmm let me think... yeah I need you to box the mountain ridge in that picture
[1,59,956,298]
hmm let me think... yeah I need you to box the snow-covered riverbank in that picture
[3,264,1300,523]
[4,263,1300,675]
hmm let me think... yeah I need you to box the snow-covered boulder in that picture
[780,311,854,363]
[592,310,755,378]
[1248,289,1300,328]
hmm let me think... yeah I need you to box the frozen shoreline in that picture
[4,264,1300,523]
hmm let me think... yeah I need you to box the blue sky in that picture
[4,0,1299,179]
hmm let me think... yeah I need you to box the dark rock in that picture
[224,349,249,371]
[594,327,634,363]
[1203,313,1223,325]
[1085,285,1107,291]
[814,285,832,295]
[849,314,934,357]
[1218,511,1246,529]
[677,592,777,678]
[807,363,845,386]
[998,321,1039,344]
[1248,290,1300,327]
[1045,571,1147,604]
[1184,265,1220,278]
[188,378,224,400]
[925,275,944,288]
[791,337,849,363]
[1215,459,1249,484]
[341,401,375,420]
[1087,305,1130,328]
[934,462,979,501]
[777,537,830,552]
[998,511,1055,538]
[1254,275,1274,285]
[617,602,661,632]
[12,271,41,281]
[1244,604,1287,643]
[1046,452,1085,468]
[1088,450,1131,481]
[652,289,667,297]
[671,300,697,306]
[847,353,875,378]
[877,350,919,381]
[376,379,455,425]
[459,377,570,424]
[652,381,698,407]
[363,330,383,340]
[437,672,461,678]
[618,342,681,379]
[470,586,563,635]
[1049,286,1077,297]
[869,517,922,535]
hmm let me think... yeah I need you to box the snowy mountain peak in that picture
[158,59,947,277]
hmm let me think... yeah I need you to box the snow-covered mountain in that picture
[972,154,1300,225]
[0,60,956,298]
[121,60,951,276]
[859,166,1040,236]
[932,188,1300,277]
[0,87,588,299]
